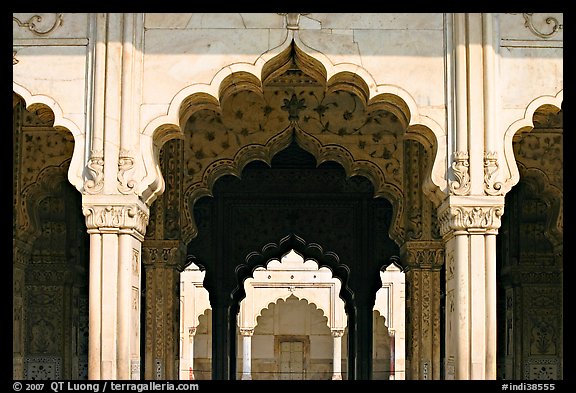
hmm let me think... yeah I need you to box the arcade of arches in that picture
[13,13,562,381]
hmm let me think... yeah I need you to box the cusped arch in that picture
[233,234,352,309]
[253,295,331,331]
[502,90,563,194]
[13,83,85,193]
[143,41,446,244]
[240,248,346,330]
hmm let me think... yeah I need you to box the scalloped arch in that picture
[179,126,406,246]
[140,39,446,208]
[502,90,563,193]
[194,307,212,330]
[13,82,86,193]
[253,295,330,331]
[232,234,352,308]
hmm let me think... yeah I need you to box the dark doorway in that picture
[187,137,400,380]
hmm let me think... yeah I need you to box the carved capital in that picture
[401,241,444,270]
[240,328,254,337]
[278,13,309,30]
[331,329,345,338]
[188,327,197,337]
[438,195,504,237]
[82,198,149,240]
[142,240,186,270]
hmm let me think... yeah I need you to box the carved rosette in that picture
[82,203,149,241]
[438,196,504,237]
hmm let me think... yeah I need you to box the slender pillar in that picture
[331,329,344,380]
[188,327,196,380]
[389,330,396,380]
[240,328,254,380]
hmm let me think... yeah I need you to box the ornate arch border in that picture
[13,82,85,193]
[502,89,563,194]
[139,38,447,228]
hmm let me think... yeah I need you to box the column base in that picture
[241,374,252,380]
[331,374,342,380]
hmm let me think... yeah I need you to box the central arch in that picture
[143,40,444,380]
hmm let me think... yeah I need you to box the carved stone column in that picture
[331,329,345,380]
[188,327,196,380]
[142,239,186,380]
[402,240,443,380]
[83,197,148,380]
[439,195,503,380]
[240,328,254,380]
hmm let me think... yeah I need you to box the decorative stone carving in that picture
[438,197,504,237]
[117,151,137,194]
[84,151,104,194]
[449,151,471,196]
[402,241,444,270]
[13,13,64,36]
[278,13,309,30]
[522,14,563,39]
[82,203,149,240]
[484,151,504,196]
[240,328,254,337]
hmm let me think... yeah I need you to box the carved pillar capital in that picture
[331,329,345,338]
[438,195,504,238]
[240,328,254,337]
[142,239,187,271]
[401,240,444,271]
[82,196,149,241]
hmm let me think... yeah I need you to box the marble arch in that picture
[143,40,442,247]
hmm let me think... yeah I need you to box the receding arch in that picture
[234,234,352,308]
[240,249,346,330]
